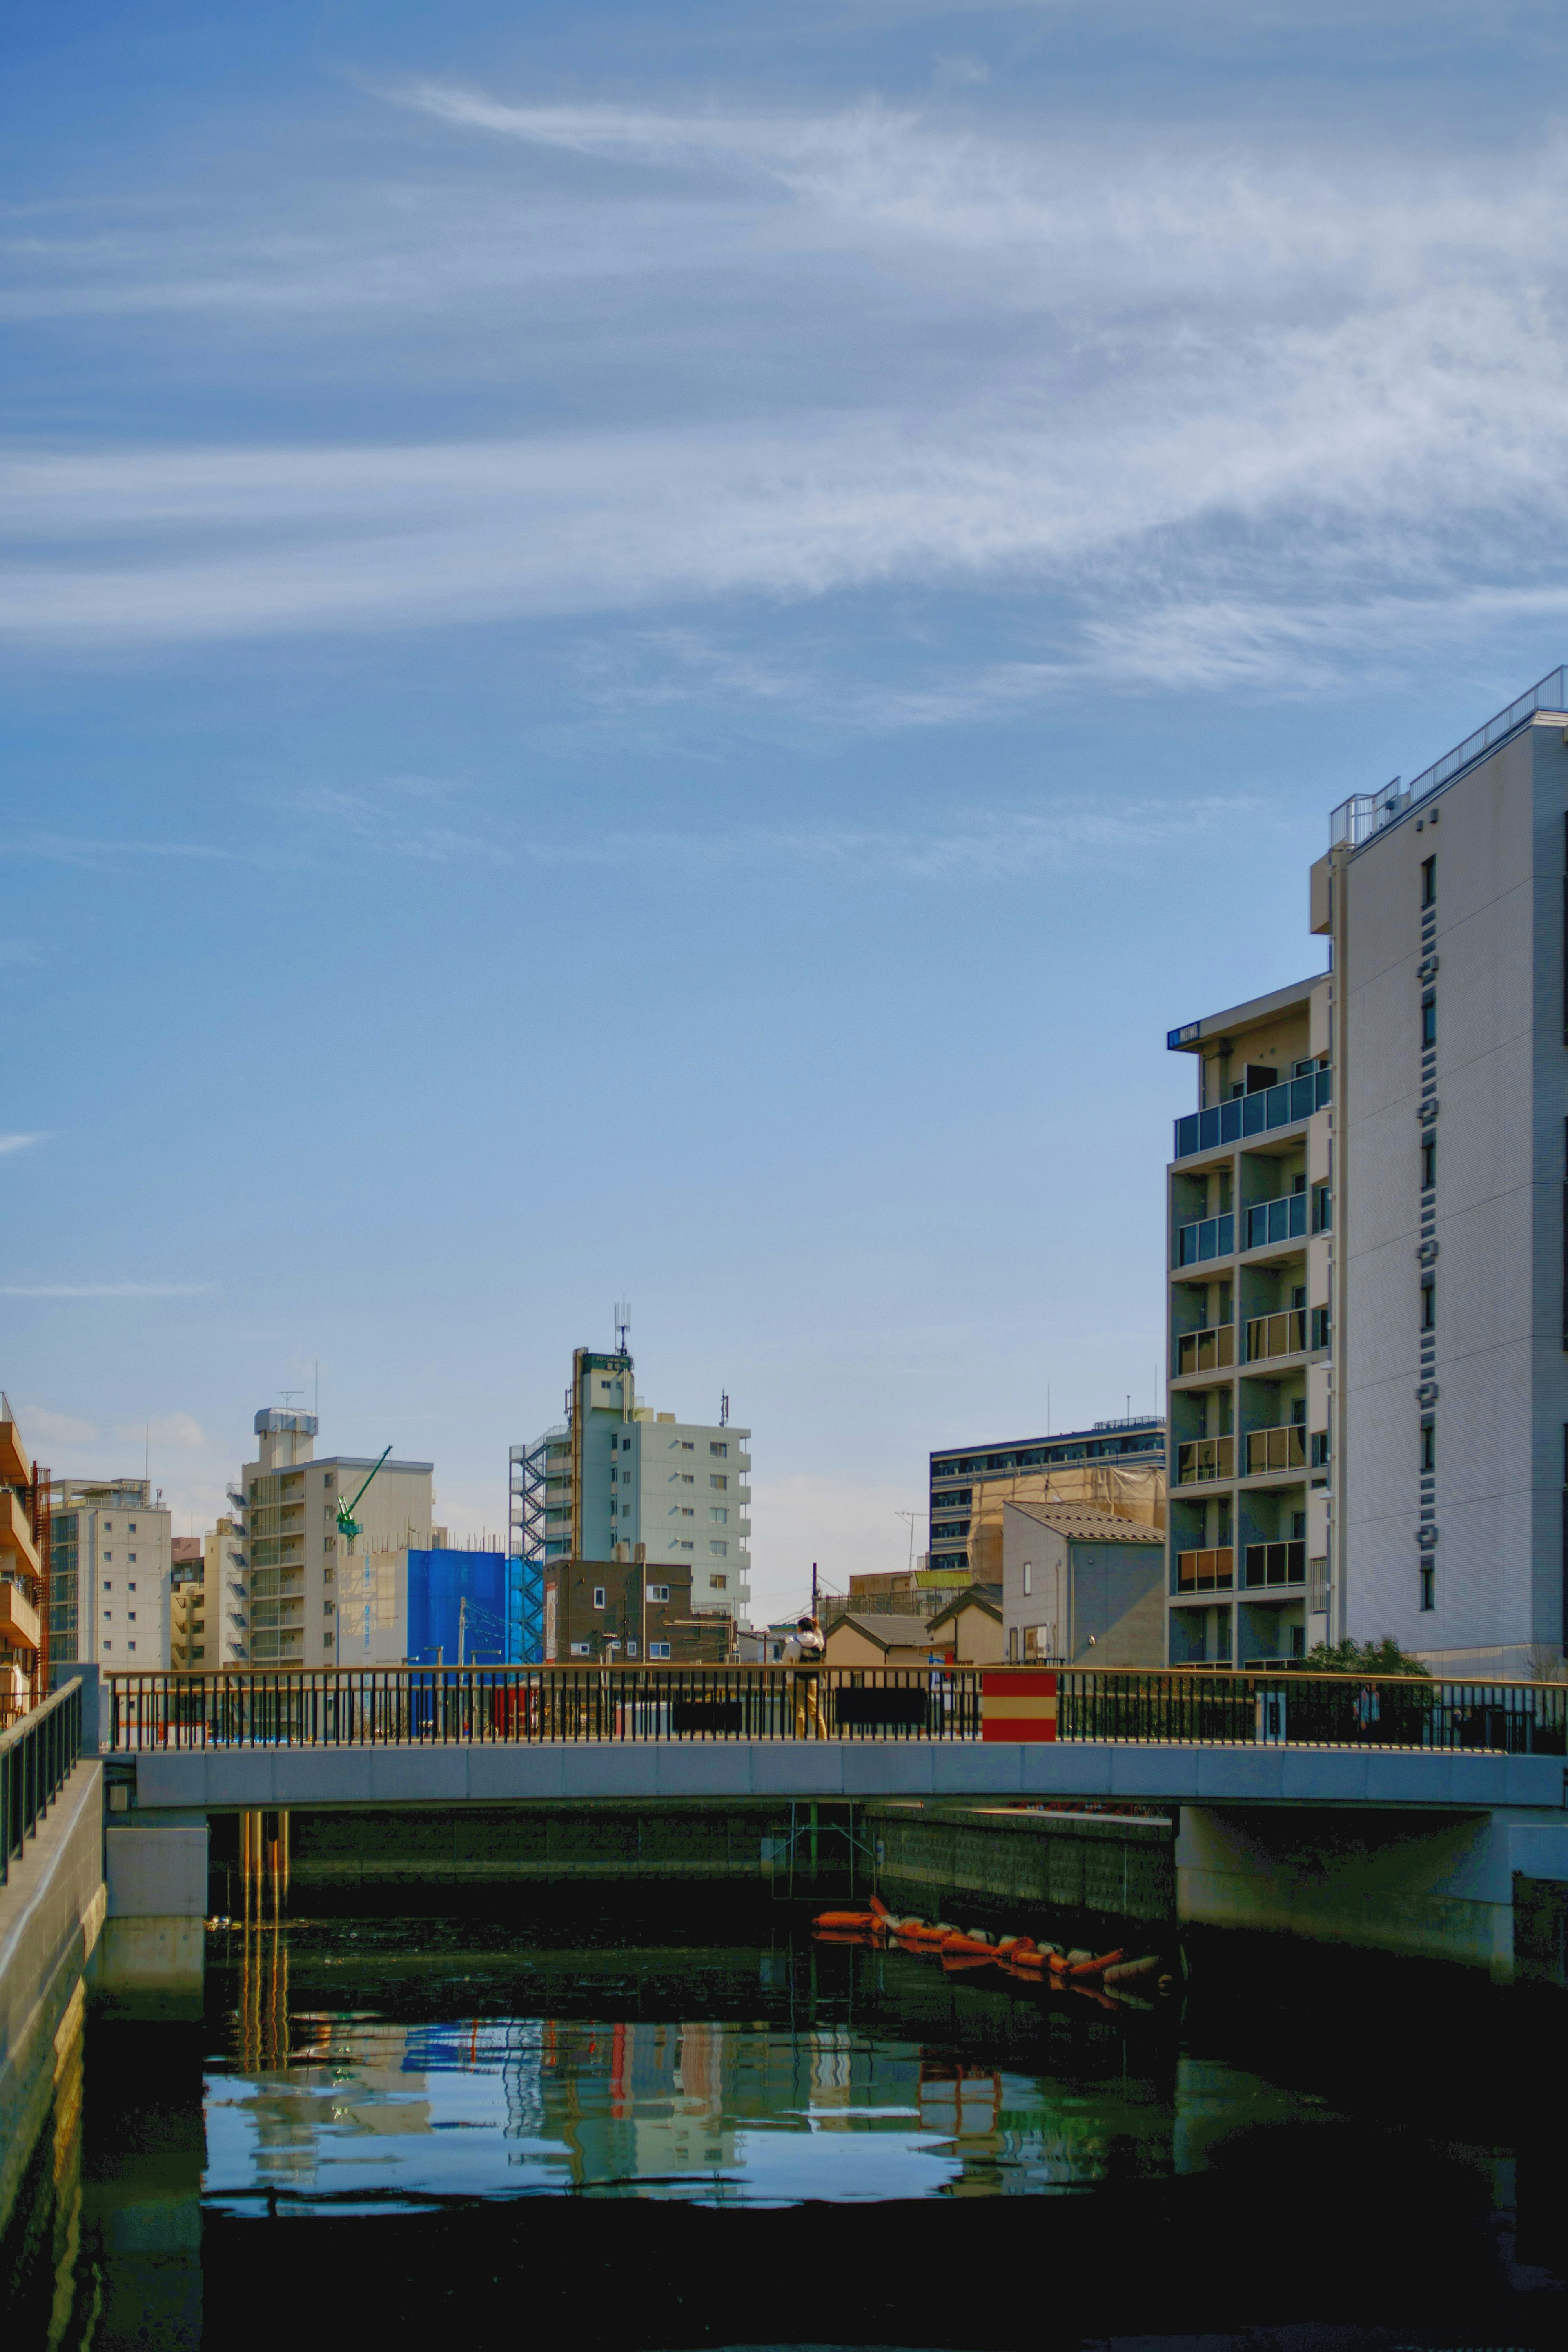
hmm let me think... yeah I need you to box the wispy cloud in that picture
[0,1281,217,1298]
[20,1405,97,1446]
[0,1133,43,1156]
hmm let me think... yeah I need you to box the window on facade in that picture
[1022,1561,1032,1596]
[1421,992,1437,1048]
[1421,1137,1437,1190]
[710,1474,728,1490]
[128,1522,136,1533]
[1420,1424,1436,1472]
[1419,1564,1435,1611]
[650,1642,671,1659]
[1310,1431,1330,1467]
[1421,1281,1436,1330]
[1421,855,1436,906]
[104,1523,113,1532]
[592,1587,606,1608]
[646,1584,670,1603]
[709,1540,727,1557]
[1310,1306,1331,1351]
[1312,1184,1332,1233]
[710,1507,728,1524]
[128,1582,136,1593]
[710,1442,727,1458]
[710,1573,728,1590]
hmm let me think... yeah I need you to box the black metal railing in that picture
[1,1678,84,1886]
[102,1663,1568,1756]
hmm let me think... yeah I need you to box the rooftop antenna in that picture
[720,1391,729,1427]
[614,1300,630,1358]
[895,1509,923,1573]
[279,1388,302,1411]
[314,1360,319,1421]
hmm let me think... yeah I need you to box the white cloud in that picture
[0,1282,216,1298]
[115,1413,212,1452]
[0,1133,43,1155]
[19,1405,98,1447]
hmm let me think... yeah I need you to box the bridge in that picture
[4,1658,1568,2223]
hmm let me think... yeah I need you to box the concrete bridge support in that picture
[1176,1804,1568,1982]
[96,1818,207,2017]
[0,1761,104,2236]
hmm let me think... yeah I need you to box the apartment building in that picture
[170,1536,205,1669]
[512,1348,751,1630]
[929,1418,1165,1582]
[233,1408,434,1667]
[1165,981,1333,1666]
[1166,664,1568,1676]
[0,1396,45,1718]
[47,1475,173,1670]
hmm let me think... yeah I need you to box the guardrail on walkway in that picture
[105,1664,1568,1755]
[1,1678,83,1886]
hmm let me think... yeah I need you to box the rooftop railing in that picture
[102,1663,1568,1755]
[1330,664,1568,848]
[1174,1068,1330,1163]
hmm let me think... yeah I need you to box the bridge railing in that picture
[2,1677,84,1885]
[103,1663,1568,1755]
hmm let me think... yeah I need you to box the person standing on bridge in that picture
[789,1614,825,1738]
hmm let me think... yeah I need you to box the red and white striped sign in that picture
[980,1669,1058,1743]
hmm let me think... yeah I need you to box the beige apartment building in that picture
[234,1408,434,1666]
[47,1474,173,1672]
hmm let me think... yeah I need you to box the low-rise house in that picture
[822,1614,950,1668]
[1001,1502,1165,1666]
[927,1586,1004,1665]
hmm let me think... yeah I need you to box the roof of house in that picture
[927,1589,1003,1632]
[1002,1502,1164,1545]
[826,1614,947,1652]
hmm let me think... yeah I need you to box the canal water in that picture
[4,1913,1565,2347]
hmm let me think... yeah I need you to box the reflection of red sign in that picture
[980,1668,1057,1741]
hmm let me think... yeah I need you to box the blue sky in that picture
[7,1,1568,1616]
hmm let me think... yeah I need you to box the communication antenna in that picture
[895,1509,924,1573]
[278,1389,302,1411]
[614,1300,631,1357]
[720,1392,729,1427]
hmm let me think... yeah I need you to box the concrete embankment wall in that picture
[866,1802,1175,1936]
[0,1762,105,2235]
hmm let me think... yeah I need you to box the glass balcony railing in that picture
[1177,1436,1234,1485]
[1175,1211,1234,1266]
[1245,1423,1308,1475]
[1245,1309,1306,1362]
[1244,1192,1308,1250]
[1173,1067,1330,1161]
[1243,1539,1306,1587]
[1176,1323,1234,1376]
[1176,1546,1234,1592]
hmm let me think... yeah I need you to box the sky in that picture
[6,0,1568,1620]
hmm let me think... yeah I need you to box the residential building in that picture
[1165,978,1332,1667]
[0,1396,45,1719]
[170,1536,205,1669]
[542,1554,731,1665]
[203,1515,245,1664]
[822,1614,950,1668]
[1001,1503,1165,1665]
[1166,663,1568,1677]
[511,1348,750,1630]
[45,1474,172,1672]
[929,1417,1166,1581]
[233,1409,434,1667]
[926,1586,1005,1663]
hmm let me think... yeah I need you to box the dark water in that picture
[5,1914,1566,2347]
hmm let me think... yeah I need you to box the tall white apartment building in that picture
[233,1408,434,1667]
[1165,667,1568,1678]
[511,1348,751,1624]
[48,1478,172,1669]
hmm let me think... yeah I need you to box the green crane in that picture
[336,1445,393,1543]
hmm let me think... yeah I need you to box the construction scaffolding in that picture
[960,1459,1166,1585]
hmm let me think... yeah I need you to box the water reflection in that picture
[199,1922,1327,2212]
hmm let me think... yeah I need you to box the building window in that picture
[1310,1306,1331,1351]
[710,1573,728,1590]
[1310,1431,1330,1467]
[1419,1564,1435,1611]
[649,1642,672,1659]
[1312,1184,1332,1232]
[104,1523,113,1533]
[710,1442,727,1458]
[1421,991,1437,1048]
[1420,1424,1435,1472]
[710,1474,728,1491]
[128,1522,136,1533]
[127,1641,136,1652]
[646,1584,670,1603]
[680,1441,694,1452]
[709,1540,728,1557]
[1421,1280,1436,1330]
[1421,855,1436,907]
[592,1587,606,1608]
[1022,1561,1032,1596]
[1421,1137,1436,1190]
[710,1507,728,1525]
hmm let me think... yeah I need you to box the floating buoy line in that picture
[812,1893,1174,2009]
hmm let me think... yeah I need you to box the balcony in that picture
[0,1574,41,1653]
[1243,1192,1307,1251]
[1176,1546,1235,1592]
[1176,1323,1234,1377]
[1174,1067,1331,1161]
[1177,1436,1234,1485]
[1175,1211,1234,1266]
[1243,1540,1306,1587]
[1245,1309,1305,1362]
[1245,1423,1308,1475]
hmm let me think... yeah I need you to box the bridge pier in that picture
[95,1820,207,2017]
[1176,1804,1568,1982]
